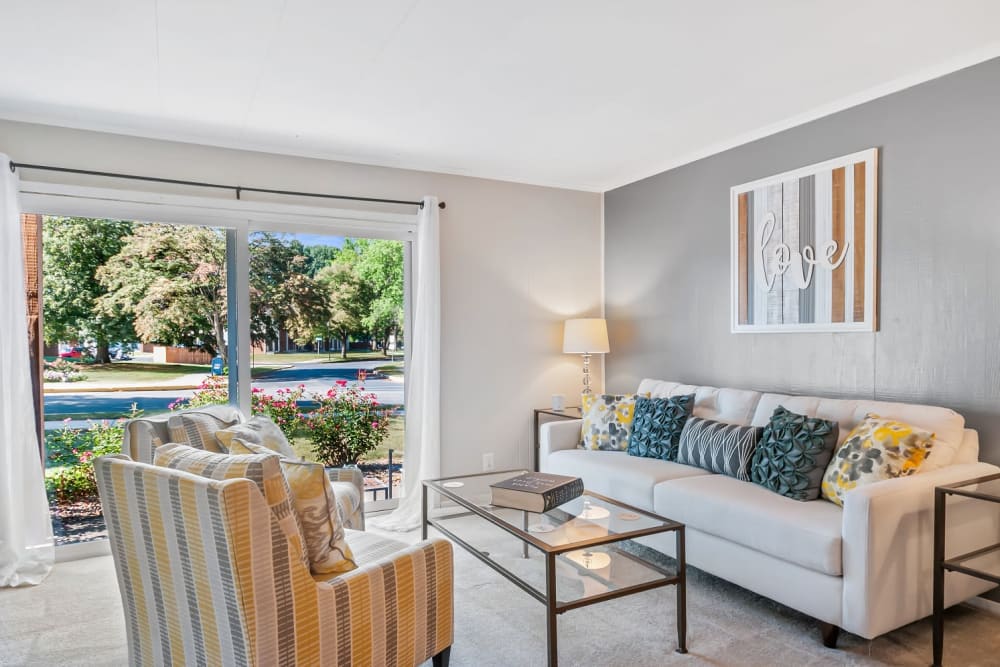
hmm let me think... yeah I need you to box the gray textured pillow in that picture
[676,417,764,481]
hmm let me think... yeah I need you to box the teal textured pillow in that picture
[627,394,695,460]
[750,406,839,501]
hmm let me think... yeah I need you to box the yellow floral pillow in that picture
[580,393,641,451]
[229,439,356,574]
[821,413,935,506]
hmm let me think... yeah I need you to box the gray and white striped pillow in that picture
[676,417,764,481]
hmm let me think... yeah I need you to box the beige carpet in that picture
[2,529,998,666]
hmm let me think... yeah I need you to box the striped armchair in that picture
[122,405,367,530]
[95,455,453,666]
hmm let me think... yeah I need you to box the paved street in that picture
[44,359,403,427]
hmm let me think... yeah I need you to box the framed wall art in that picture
[730,148,878,333]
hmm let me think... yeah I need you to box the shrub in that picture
[45,411,134,504]
[43,358,88,383]
[307,386,390,467]
[170,375,229,410]
[253,385,306,437]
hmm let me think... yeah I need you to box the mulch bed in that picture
[50,498,107,546]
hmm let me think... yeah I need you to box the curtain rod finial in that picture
[9,162,15,173]
[438,201,446,209]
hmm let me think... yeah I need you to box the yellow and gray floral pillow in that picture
[821,413,935,506]
[229,439,356,574]
[579,393,641,451]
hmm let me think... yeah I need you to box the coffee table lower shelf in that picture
[422,477,687,667]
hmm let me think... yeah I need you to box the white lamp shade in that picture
[562,318,610,354]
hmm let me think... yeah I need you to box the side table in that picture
[533,407,582,471]
[933,471,1000,667]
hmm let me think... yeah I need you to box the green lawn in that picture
[45,361,280,386]
[374,363,404,378]
[290,416,404,464]
[62,362,210,384]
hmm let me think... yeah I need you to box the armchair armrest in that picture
[540,419,582,460]
[842,462,1000,639]
[321,537,454,665]
[327,466,366,530]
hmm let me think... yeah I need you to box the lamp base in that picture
[581,353,593,395]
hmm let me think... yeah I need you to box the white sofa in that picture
[540,379,1000,644]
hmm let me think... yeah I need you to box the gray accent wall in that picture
[604,57,1000,463]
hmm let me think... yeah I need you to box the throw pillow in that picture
[580,393,640,451]
[166,411,236,453]
[229,439,356,574]
[216,415,298,459]
[750,406,840,501]
[627,394,695,460]
[675,417,764,481]
[153,442,309,568]
[821,414,935,507]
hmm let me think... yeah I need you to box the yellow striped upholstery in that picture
[95,455,453,666]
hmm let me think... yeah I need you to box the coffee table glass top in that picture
[424,470,684,608]
[940,472,1000,502]
[425,470,680,553]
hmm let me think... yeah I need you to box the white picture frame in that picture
[730,148,878,333]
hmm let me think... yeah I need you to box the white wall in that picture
[0,119,602,475]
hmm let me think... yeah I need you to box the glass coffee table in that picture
[423,470,686,666]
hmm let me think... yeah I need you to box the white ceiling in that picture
[0,1,998,191]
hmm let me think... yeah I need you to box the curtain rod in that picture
[8,162,446,209]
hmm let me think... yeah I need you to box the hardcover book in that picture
[490,472,584,513]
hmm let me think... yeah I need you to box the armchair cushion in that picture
[153,442,309,569]
[166,410,238,453]
[216,415,298,459]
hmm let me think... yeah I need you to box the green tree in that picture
[354,239,404,354]
[316,253,369,359]
[42,217,136,364]
[303,244,340,276]
[274,273,331,345]
[98,224,229,363]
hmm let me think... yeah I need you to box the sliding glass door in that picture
[29,207,411,546]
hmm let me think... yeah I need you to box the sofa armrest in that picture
[321,538,454,664]
[540,419,582,459]
[842,462,1000,638]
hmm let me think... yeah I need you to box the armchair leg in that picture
[432,646,451,667]
[820,622,841,649]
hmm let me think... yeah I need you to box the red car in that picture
[58,346,88,359]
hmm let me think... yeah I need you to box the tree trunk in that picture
[213,313,228,365]
[95,339,112,365]
[341,332,349,359]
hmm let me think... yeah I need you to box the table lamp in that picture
[563,318,609,395]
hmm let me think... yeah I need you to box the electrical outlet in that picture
[482,452,495,472]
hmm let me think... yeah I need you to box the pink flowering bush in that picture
[171,378,306,440]
[307,386,390,467]
[45,407,138,504]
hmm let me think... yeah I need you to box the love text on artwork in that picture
[756,212,849,291]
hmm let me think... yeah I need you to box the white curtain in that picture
[373,196,440,532]
[0,154,54,586]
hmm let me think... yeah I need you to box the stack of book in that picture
[489,472,584,513]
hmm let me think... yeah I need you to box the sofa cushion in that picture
[167,411,237,453]
[543,449,710,511]
[750,393,964,471]
[216,415,298,459]
[636,380,762,424]
[750,406,839,501]
[627,394,695,460]
[676,417,763,481]
[654,474,844,576]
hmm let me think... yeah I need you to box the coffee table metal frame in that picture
[423,470,686,666]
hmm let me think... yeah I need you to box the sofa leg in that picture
[432,646,451,667]
[820,622,841,649]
